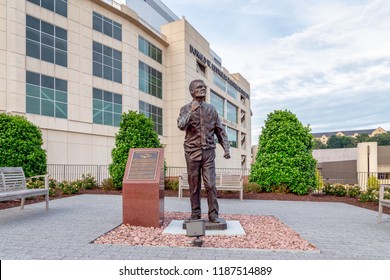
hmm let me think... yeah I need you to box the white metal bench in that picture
[378,184,390,223]
[178,173,243,200]
[0,167,49,210]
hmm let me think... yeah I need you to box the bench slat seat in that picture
[378,184,390,223]
[0,167,49,210]
[178,173,243,200]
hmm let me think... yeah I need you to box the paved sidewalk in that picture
[0,194,389,260]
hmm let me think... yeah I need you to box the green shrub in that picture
[26,178,45,189]
[0,113,47,177]
[79,173,97,189]
[249,110,317,195]
[271,184,289,194]
[109,111,162,190]
[347,185,361,197]
[315,171,324,193]
[323,184,334,195]
[359,192,377,203]
[367,175,380,190]
[244,182,262,193]
[165,179,179,191]
[101,178,115,191]
[333,183,347,197]
[58,180,81,195]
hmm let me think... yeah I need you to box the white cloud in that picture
[162,0,390,144]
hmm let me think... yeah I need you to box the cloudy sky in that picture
[161,0,390,144]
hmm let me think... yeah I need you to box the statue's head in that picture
[189,79,207,101]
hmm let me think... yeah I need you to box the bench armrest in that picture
[27,174,49,189]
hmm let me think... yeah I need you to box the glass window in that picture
[227,83,238,99]
[227,101,237,124]
[92,41,122,83]
[26,71,67,119]
[139,101,163,135]
[26,15,67,67]
[210,90,224,117]
[138,61,162,99]
[226,127,238,148]
[138,36,162,64]
[28,0,67,17]
[92,11,122,41]
[213,72,226,92]
[92,88,122,127]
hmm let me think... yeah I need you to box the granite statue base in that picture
[182,218,227,230]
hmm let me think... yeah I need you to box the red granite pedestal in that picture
[122,148,164,228]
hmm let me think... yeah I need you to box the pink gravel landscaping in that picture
[94,212,318,251]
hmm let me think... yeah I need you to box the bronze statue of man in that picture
[177,79,230,223]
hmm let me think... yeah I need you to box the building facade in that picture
[0,0,251,170]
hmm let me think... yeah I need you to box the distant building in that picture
[312,127,387,144]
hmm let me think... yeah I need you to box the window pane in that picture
[41,87,54,100]
[113,25,121,41]
[103,65,112,80]
[26,15,40,30]
[93,61,102,77]
[41,45,54,63]
[93,88,102,99]
[26,40,40,59]
[41,75,54,88]
[26,71,40,85]
[41,99,55,116]
[55,0,67,17]
[103,20,112,37]
[55,102,67,118]
[41,0,55,12]
[55,90,67,102]
[103,111,112,125]
[93,99,102,110]
[55,78,67,91]
[93,109,103,124]
[113,113,121,126]
[113,69,122,83]
[26,27,40,41]
[26,84,40,98]
[26,96,40,114]
[93,15,102,32]
[41,21,54,35]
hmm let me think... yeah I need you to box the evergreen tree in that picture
[0,113,47,177]
[250,110,317,195]
[109,111,162,189]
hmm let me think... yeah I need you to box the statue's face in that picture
[190,81,207,99]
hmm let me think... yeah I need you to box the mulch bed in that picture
[1,188,389,215]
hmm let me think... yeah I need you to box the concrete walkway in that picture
[0,194,389,260]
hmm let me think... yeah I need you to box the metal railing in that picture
[46,164,390,191]
[47,164,251,185]
[47,164,109,185]
[318,170,390,190]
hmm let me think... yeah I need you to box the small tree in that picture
[250,110,317,195]
[0,113,47,177]
[109,111,162,189]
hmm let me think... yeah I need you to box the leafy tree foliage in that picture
[0,113,47,177]
[109,111,162,189]
[314,133,390,149]
[326,135,356,149]
[313,138,327,149]
[250,110,317,195]
[370,133,390,145]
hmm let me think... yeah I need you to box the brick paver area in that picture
[0,194,389,259]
